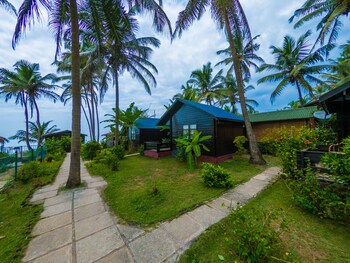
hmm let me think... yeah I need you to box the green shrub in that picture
[17,161,40,183]
[201,163,233,188]
[139,144,145,156]
[94,149,119,171]
[59,136,72,152]
[44,136,71,156]
[322,153,350,186]
[289,165,350,222]
[229,208,287,262]
[233,135,247,154]
[81,141,101,160]
[111,145,125,160]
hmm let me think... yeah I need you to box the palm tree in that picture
[0,0,16,14]
[258,31,333,105]
[173,83,201,102]
[10,120,59,147]
[187,62,224,105]
[290,0,350,46]
[175,0,266,164]
[216,34,264,80]
[219,74,258,114]
[0,60,58,150]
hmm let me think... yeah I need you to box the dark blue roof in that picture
[158,99,243,125]
[135,118,160,129]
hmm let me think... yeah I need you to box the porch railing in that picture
[144,141,172,153]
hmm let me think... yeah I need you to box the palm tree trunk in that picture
[95,95,100,142]
[114,71,119,146]
[23,94,32,150]
[296,81,304,106]
[67,0,81,188]
[33,99,40,125]
[90,82,96,141]
[84,88,93,140]
[82,104,92,140]
[224,11,266,165]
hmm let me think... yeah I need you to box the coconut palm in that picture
[219,74,258,114]
[290,0,350,46]
[0,0,16,14]
[10,120,59,147]
[173,83,201,102]
[0,60,58,150]
[174,0,266,164]
[187,62,224,106]
[216,34,264,80]
[258,31,333,106]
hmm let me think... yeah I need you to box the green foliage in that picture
[81,141,101,160]
[261,126,319,176]
[175,131,212,171]
[17,160,63,183]
[322,153,350,186]
[229,208,287,262]
[233,135,248,154]
[44,136,71,156]
[111,145,125,160]
[289,165,350,222]
[139,144,145,156]
[201,163,233,188]
[94,149,119,171]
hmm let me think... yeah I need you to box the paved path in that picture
[23,154,280,263]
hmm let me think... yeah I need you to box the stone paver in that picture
[24,152,281,263]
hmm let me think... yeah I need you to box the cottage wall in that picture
[216,120,244,156]
[252,118,316,142]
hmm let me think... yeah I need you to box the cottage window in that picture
[183,124,197,139]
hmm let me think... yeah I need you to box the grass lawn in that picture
[179,180,350,263]
[86,154,280,226]
[0,159,63,263]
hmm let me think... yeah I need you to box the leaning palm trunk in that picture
[114,71,119,146]
[224,12,265,165]
[67,0,81,188]
[33,99,41,125]
[23,95,32,150]
[296,82,304,106]
[95,97,100,142]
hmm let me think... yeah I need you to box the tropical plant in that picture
[216,34,264,80]
[0,0,16,14]
[9,120,59,147]
[187,62,224,105]
[173,83,200,102]
[0,60,59,149]
[201,162,233,188]
[175,130,212,171]
[219,74,258,114]
[290,0,350,46]
[175,0,266,164]
[258,31,333,106]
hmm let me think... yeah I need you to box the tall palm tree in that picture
[10,120,59,147]
[258,31,333,105]
[175,0,266,164]
[290,0,350,46]
[219,74,258,114]
[188,62,224,105]
[0,60,58,150]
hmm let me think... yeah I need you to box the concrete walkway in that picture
[23,154,280,263]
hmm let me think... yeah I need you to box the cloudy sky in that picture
[0,0,349,145]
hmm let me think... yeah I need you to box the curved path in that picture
[23,154,280,263]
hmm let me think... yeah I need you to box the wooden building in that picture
[44,130,87,143]
[249,106,317,141]
[130,118,168,147]
[319,81,350,140]
[157,99,244,163]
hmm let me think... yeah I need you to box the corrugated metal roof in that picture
[135,118,160,129]
[158,99,243,125]
[249,106,317,122]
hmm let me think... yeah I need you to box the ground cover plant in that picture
[86,154,279,226]
[179,180,350,262]
[0,156,63,262]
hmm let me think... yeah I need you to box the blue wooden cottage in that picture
[156,99,244,163]
[130,118,168,147]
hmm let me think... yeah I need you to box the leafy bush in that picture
[322,153,350,186]
[233,135,247,154]
[44,136,71,156]
[229,208,287,262]
[139,144,145,156]
[289,165,350,222]
[81,141,101,160]
[111,145,125,160]
[94,149,119,171]
[17,161,40,182]
[201,163,233,188]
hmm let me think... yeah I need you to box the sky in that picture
[0,0,349,145]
